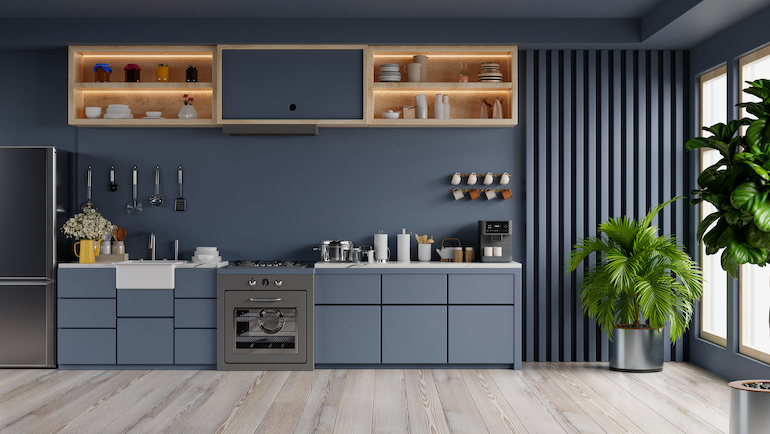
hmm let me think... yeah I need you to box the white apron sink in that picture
[115,260,185,289]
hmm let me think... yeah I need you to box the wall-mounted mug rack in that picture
[450,188,512,200]
[450,171,510,185]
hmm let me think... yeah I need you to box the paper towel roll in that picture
[374,233,388,262]
[397,233,410,263]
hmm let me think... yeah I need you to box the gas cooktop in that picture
[228,260,309,269]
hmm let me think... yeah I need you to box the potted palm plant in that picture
[566,197,703,372]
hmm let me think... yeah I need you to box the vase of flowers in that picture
[61,209,112,263]
[178,94,197,119]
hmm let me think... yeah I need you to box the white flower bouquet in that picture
[61,209,112,240]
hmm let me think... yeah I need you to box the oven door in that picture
[224,290,307,364]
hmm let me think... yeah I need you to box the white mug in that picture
[483,172,494,185]
[404,62,421,82]
[485,188,496,200]
[418,244,431,262]
[451,172,462,185]
[452,188,464,200]
[493,246,503,257]
[414,94,428,106]
[483,246,494,257]
[500,172,510,185]
[467,172,477,185]
[413,55,428,82]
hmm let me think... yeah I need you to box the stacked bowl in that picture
[478,62,503,82]
[103,104,134,119]
[378,64,402,82]
[192,246,222,262]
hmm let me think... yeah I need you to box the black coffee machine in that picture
[479,220,513,262]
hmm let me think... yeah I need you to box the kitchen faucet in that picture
[149,230,155,260]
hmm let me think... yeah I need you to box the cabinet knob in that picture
[248,279,257,287]
[262,279,270,287]
[275,279,283,287]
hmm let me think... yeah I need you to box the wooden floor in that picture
[0,362,729,433]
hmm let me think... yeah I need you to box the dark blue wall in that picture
[687,7,770,381]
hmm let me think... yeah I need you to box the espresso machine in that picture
[479,220,513,263]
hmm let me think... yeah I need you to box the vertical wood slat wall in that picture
[522,50,689,362]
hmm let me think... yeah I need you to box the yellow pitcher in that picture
[74,239,102,264]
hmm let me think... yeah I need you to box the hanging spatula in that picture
[81,165,97,212]
[175,165,186,211]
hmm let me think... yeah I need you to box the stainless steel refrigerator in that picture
[0,147,73,367]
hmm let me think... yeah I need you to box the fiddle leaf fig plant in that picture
[687,79,770,278]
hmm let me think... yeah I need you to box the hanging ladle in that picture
[127,165,143,214]
[81,165,97,212]
[108,165,118,192]
[150,165,163,207]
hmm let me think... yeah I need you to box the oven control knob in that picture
[261,279,270,287]
[248,279,257,287]
[274,279,283,288]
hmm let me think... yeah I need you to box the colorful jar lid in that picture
[157,64,168,67]
[93,63,112,73]
[124,64,141,70]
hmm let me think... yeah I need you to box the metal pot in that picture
[314,240,355,262]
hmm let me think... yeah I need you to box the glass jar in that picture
[186,65,198,82]
[156,64,169,82]
[93,63,112,82]
[124,64,141,82]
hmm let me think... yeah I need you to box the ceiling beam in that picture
[641,0,703,41]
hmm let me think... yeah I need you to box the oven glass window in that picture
[235,308,298,354]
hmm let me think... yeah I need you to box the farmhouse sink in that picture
[115,260,185,289]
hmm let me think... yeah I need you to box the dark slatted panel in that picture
[523,50,689,362]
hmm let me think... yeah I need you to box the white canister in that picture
[374,232,388,263]
[418,244,431,262]
[101,241,112,254]
[397,229,410,263]
[416,105,428,119]
[493,246,503,257]
[413,55,428,82]
[483,246,494,257]
[405,62,421,82]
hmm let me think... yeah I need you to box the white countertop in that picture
[59,261,228,269]
[314,261,521,269]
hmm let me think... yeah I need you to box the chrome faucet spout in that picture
[149,230,156,260]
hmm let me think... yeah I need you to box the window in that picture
[739,45,770,363]
[699,66,728,347]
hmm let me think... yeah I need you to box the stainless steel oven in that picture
[217,269,313,371]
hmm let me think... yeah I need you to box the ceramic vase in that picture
[178,105,197,119]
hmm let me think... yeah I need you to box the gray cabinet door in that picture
[315,275,380,304]
[382,305,447,364]
[175,269,216,298]
[58,299,116,328]
[315,305,380,364]
[58,268,116,298]
[175,329,216,365]
[117,318,173,365]
[175,299,216,328]
[117,289,173,317]
[58,329,116,365]
[448,305,514,364]
[382,275,447,304]
[221,49,363,120]
[448,275,515,304]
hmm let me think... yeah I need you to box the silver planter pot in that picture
[609,325,664,372]
[729,380,770,434]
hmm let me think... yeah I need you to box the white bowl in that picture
[108,104,129,109]
[382,111,400,119]
[380,63,399,69]
[85,107,102,119]
[193,254,215,261]
[146,111,162,118]
[195,247,218,252]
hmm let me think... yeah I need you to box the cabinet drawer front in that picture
[315,275,380,304]
[448,275,515,304]
[175,299,216,328]
[58,329,116,365]
[57,268,116,298]
[315,305,380,364]
[117,318,173,365]
[175,269,216,298]
[448,305,514,364]
[382,305,447,364]
[175,329,216,365]
[382,275,447,304]
[222,49,363,120]
[58,299,116,328]
[117,289,173,317]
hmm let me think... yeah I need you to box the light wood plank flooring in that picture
[0,362,729,433]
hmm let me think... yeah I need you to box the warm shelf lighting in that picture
[79,90,214,93]
[373,90,510,94]
[81,54,213,58]
[373,55,510,58]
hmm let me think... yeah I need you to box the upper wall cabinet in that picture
[68,46,218,127]
[367,46,518,127]
[217,45,367,127]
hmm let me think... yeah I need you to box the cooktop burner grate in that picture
[229,260,309,269]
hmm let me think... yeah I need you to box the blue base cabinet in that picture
[382,305,447,364]
[448,305,514,364]
[117,318,174,365]
[315,305,381,364]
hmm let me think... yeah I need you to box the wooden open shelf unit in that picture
[367,46,518,127]
[69,46,218,127]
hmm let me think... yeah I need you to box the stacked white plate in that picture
[192,246,222,262]
[103,104,134,119]
[378,63,402,82]
[478,62,503,82]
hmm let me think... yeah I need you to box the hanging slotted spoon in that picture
[81,165,97,212]
[127,165,143,214]
[175,165,186,211]
[150,165,163,207]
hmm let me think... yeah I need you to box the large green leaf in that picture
[750,191,770,231]
[747,118,770,149]
[721,247,740,279]
[744,83,770,102]
[703,219,733,249]
[739,102,770,119]
[746,222,770,249]
[735,155,770,181]
[685,137,729,156]
[697,211,724,242]
[731,182,761,211]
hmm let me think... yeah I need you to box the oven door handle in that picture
[248,298,282,302]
